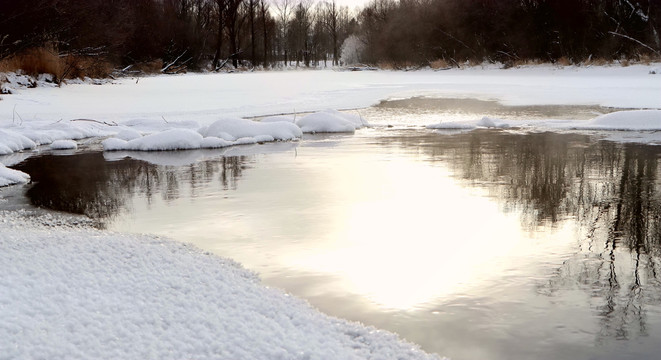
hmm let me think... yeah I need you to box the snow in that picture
[572,109,661,130]
[199,117,302,141]
[103,118,301,152]
[0,211,441,360]
[0,163,30,187]
[103,129,204,151]
[427,110,661,134]
[297,109,369,133]
[50,139,78,150]
[115,128,143,141]
[0,129,37,155]
[427,116,510,130]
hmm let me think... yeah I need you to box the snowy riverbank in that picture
[0,211,440,359]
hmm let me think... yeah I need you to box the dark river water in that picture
[4,99,661,360]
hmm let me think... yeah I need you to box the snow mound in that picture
[200,136,233,149]
[0,163,30,187]
[103,118,301,152]
[103,129,204,151]
[114,128,143,141]
[427,116,510,130]
[296,110,368,133]
[199,117,302,141]
[0,215,442,360]
[0,129,37,155]
[573,110,661,131]
[50,139,77,150]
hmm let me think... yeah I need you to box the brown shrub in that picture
[429,58,451,69]
[132,59,164,74]
[1,46,62,76]
[582,57,610,66]
[555,56,571,66]
[61,56,114,79]
[377,60,396,70]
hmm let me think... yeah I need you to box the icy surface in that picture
[0,211,441,360]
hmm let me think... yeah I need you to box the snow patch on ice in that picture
[571,110,661,130]
[199,117,302,141]
[296,110,368,133]
[0,129,37,155]
[427,116,510,130]
[427,110,661,136]
[50,139,77,150]
[103,118,301,151]
[115,128,143,141]
[0,163,30,187]
[103,129,204,151]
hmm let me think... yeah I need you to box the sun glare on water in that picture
[288,157,542,310]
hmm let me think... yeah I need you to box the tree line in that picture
[357,0,660,66]
[1,0,660,75]
[0,0,356,72]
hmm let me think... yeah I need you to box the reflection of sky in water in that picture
[9,100,661,360]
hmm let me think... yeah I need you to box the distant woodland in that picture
[1,0,659,78]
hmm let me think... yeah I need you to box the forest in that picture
[1,0,660,79]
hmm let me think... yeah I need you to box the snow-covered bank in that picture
[1,64,659,125]
[0,211,441,360]
[428,110,661,131]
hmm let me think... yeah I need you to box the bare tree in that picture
[274,0,294,65]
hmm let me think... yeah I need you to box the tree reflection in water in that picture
[14,152,248,225]
[381,130,661,346]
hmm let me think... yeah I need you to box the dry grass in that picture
[376,60,396,70]
[62,56,114,79]
[638,53,656,65]
[132,59,164,74]
[429,58,451,69]
[0,46,114,82]
[511,58,544,67]
[0,46,62,76]
[554,56,572,66]
[582,57,611,66]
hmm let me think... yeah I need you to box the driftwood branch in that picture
[214,50,244,71]
[161,50,188,73]
[70,118,118,126]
